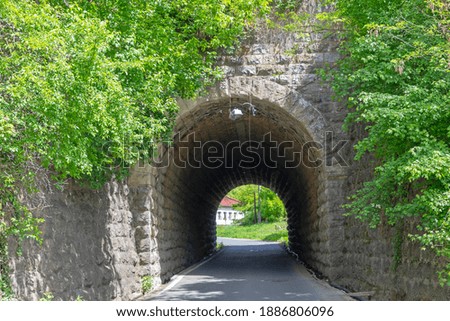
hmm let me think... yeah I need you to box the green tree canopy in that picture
[324,0,450,285]
[227,184,287,224]
[0,0,270,185]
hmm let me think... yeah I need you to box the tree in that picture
[228,185,287,224]
[323,0,450,285]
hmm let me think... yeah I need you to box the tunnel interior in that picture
[153,96,330,282]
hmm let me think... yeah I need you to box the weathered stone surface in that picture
[10,179,143,300]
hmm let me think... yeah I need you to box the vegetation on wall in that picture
[321,0,450,285]
[141,275,153,295]
[0,0,270,299]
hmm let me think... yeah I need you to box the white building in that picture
[216,196,244,225]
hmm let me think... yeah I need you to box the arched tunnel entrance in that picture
[150,79,349,284]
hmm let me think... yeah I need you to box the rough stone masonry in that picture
[9,1,450,300]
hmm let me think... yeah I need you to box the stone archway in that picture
[10,6,357,299]
[143,76,350,284]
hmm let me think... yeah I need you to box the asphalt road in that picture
[150,238,352,301]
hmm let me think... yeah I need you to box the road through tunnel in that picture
[150,78,350,284]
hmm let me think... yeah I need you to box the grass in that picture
[216,221,288,243]
[141,275,153,294]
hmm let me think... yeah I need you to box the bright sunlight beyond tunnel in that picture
[216,184,288,242]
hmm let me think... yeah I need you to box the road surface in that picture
[149,238,352,301]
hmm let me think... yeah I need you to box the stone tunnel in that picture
[8,4,450,301]
[147,74,350,285]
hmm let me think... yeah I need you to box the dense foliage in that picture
[0,0,269,299]
[228,185,287,224]
[324,0,450,285]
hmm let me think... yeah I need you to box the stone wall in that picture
[9,173,154,300]
[338,216,450,300]
[335,125,450,300]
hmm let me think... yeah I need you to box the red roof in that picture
[220,196,240,207]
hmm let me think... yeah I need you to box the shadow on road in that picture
[150,239,352,301]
